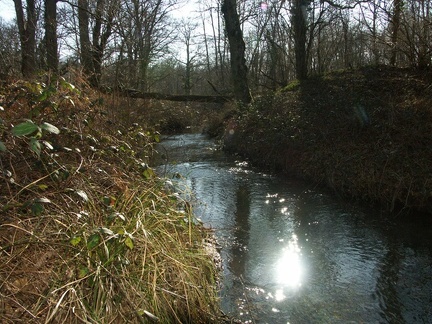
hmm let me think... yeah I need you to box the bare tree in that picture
[177,19,199,95]
[291,0,310,80]
[77,0,119,86]
[45,0,58,72]
[246,0,291,89]
[200,0,229,89]
[360,0,383,65]
[0,19,21,77]
[14,0,38,77]
[400,0,431,69]
[389,0,402,66]
[221,0,251,104]
[114,0,175,90]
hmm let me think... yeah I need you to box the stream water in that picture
[156,133,432,324]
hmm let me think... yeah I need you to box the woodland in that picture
[0,0,431,322]
[1,0,430,97]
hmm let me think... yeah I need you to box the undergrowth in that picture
[224,66,432,215]
[0,72,221,323]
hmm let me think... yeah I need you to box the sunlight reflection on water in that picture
[158,134,432,323]
[274,235,303,300]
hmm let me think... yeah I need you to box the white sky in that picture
[0,0,197,22]
[0,0,15,21]
[0,0,202,62]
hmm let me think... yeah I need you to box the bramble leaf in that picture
[38,184,48,190]
[0,141,6,152]
[87,233,100,249]
[143,168,155,179]
[124,236,134,250]
[60,78,79,93]
[64,96,75,107]
[42,140,53,150]
[12,121,39,136]
[99,227,114,236]
[76,190,89,202]
[29,137,41,156]
[116,213,126,221]
[35,197,51,203]
[40,122,60,134]
[30,202,44,216]
[78,267,89,278]
[70,236,82,246]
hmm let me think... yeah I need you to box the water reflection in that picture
[157,134,432,324]
[229,184,251,277]
[275,235,303,291]
[375,242,404,322]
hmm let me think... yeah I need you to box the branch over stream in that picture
[100,87,233,103]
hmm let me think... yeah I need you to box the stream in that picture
[156,133,432,324]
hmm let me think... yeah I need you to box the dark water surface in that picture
[156,133,432,324]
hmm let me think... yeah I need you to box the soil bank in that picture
[223,66,432,216]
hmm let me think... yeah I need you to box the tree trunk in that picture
[45,0,58,73]
[417,0,430,69]
[14,0,37,78]
[78,0,93,79]
[221,0,251,104]
[78,0,116,87]
[90,0,105,86]
[185,39,192,95]
[389,0,402,66]
[292,0,308,80]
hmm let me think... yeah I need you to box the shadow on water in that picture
[230,185,251,280]
[156,133,432,324]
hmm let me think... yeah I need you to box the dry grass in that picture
[0,71,221,323]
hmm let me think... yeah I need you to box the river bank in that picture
[222,66,432,216]
[0,77,223,322]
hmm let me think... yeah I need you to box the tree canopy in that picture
[1,0,430,99]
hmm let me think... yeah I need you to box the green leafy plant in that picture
[1,77,221,323]
[24,77,79,117]
[11,119,60,156]
[71,225,134,266]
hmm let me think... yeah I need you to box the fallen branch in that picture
[101,87,233,103]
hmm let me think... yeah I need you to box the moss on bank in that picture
[224,66,432,215]
[0,76,222,322]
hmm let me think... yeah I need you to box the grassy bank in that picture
[223,66,432,216]
[0,75,222,322]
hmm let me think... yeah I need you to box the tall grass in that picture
[0,72,221,323]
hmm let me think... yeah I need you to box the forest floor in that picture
[223,66,432,217]
[0,74,228,323]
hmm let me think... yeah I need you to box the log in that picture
[101,87,233,103]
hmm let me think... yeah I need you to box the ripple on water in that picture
[157,134,432,324]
